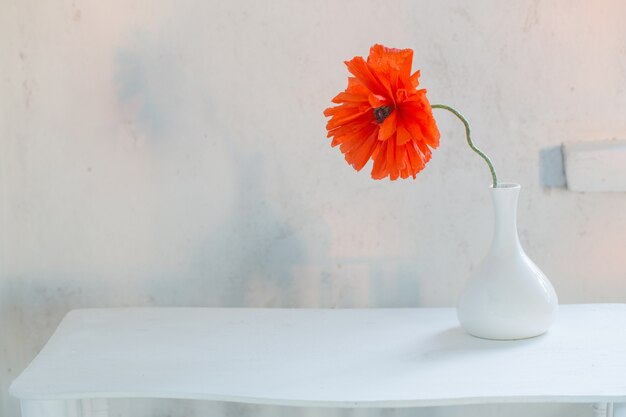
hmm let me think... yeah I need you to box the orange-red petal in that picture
[344,56,386,97]
[377,110,397,141]
[368,93,389,108]
[396,122,411,145]
[348,129,379,171]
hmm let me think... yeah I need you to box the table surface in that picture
[9,304,626,408]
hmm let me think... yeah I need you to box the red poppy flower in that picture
[324,44,440,180]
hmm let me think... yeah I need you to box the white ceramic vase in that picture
[456,183,558,340]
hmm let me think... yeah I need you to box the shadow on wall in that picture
[115,33,178,138]
[190,148,309,308]
[167,144,424,309]
[539,146,566,188]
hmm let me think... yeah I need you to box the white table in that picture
[10,304,626,417]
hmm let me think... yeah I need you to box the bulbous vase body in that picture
[457,183,558,340]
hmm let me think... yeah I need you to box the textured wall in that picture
[1,1,626,416]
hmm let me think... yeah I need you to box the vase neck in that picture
[489,184,523,256]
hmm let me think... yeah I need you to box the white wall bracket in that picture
[564,139,626,192]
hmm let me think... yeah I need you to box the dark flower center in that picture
[373,105,393,124]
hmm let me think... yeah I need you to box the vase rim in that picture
[491,182,521,189]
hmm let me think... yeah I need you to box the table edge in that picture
[10,392,626,408]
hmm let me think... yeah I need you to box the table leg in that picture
[20,399,109,417]
[81,399,109,417]
[593,403,608,417]
[20,400,81,417]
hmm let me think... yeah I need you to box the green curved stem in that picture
[431,104,498,188]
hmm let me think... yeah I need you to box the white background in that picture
[1,1,626,416]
